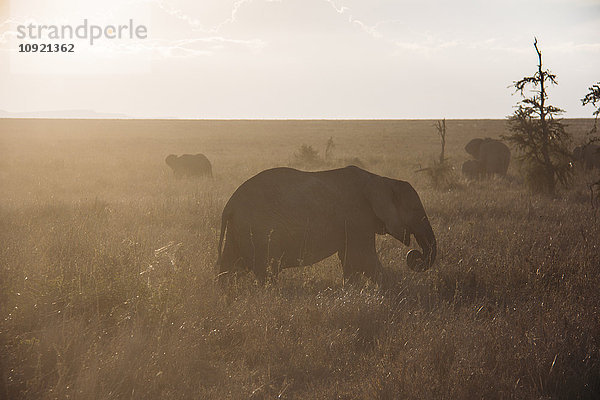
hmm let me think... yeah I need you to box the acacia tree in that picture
[502,38,572,194]
[581,82,600,211]
[581,82,600,136]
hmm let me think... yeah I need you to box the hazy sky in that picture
[1,0,599,118]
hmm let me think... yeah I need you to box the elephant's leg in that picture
[218,242,233,277]
[248,233,270,285]
[266,251,285,282]
[252,244,285,285]
[337,249,358,282]
[218,233,244,285]
[255,230,288,284]
[338,232,382,284]
[364,256,384,285]
[224,226,266,284]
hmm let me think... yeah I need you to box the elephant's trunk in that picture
[406,217,436,272]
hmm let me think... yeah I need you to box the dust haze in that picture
[1,118,599,398]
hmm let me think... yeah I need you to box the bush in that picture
[292,144,324,169]
[421,158,460,191]
[290,143,366,170]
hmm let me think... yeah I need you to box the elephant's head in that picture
[366,177,437,272]
[465,138,484,159]
[165,154,178,167]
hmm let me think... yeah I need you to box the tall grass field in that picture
[1,118,599,399]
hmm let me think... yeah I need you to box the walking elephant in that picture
[216,166,436,284]
[465,138,511,176]
[462,159,483,180]
[573,144,600,170]
[165,154,212,178]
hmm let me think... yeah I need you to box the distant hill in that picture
[0,109,129,119]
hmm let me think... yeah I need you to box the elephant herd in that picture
[167,138,599,285]
[460,138,600,180]
[165,139,516,184]
[164,140,600,184]
[163,152,436,284]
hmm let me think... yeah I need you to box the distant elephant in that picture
[165,154,212,178]
[216,166,436,284]
[573,144,600,170]
[465,138,511,176]
[462,159,483,180]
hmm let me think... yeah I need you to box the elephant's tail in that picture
[216,209,229,267]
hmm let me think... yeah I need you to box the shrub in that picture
[290,143,366,170]
[292,144,324,169]
[420,158,459,191]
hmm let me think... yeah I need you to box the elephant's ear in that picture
[364,177,410,245]
[465,138,483,159]
[165,154,177,166]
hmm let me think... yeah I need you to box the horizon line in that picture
[0,116,596,122]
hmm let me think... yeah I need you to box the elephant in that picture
[165,154,212,178]
[573,144,600,170]
[465,138,511,176]
[462,159,483,180]
[216,166,436,284]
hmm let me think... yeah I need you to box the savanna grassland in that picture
[1,118,599,399]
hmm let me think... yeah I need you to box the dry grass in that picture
[1,118,599,399]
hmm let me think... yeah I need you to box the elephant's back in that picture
[224,166,364,221]
[193,153,211,167]
[481,139,510,154]
[178,154,211,175]
[180,153,209,165]
[227,167,329,208]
